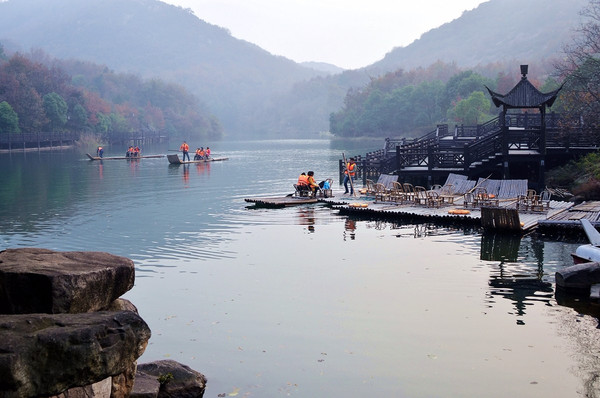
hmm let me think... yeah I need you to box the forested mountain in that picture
[0,0,591,138]
[0,49,222,140]
[0,0,323,137]
[368,0,588,74]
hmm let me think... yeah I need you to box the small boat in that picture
[86,153,165,161]
[572,219,600,264]
[167,154,229,164]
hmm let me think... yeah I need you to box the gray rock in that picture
[111,360,138,398]
[0,310,151,397]
[136,360,207,398]
[0,248,135,314]
[130,371,161,398]
[49,377,112,398]
[556,261,600,289]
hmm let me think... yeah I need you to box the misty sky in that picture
[162,0,488,69]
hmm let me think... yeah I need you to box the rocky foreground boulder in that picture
[0,248,206,398]
[0,248,135,314]
[0,311,150,397]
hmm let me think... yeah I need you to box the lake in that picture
[1,139,599,397]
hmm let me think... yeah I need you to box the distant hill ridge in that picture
[0,0,589,138]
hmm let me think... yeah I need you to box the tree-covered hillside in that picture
[329,63,561,139]
[369,0,588,74]
[0,47,222,140]
[0,0,323,137]
[0,0,590,138]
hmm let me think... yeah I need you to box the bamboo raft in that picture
[86,153,165,160]
[167,154,228,164]
[245,196,318,208]
[248,173,594,233]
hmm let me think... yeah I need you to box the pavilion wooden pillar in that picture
[539,106,547,189]
[501,105,510,179]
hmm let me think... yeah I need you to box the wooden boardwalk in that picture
[319,187,575,232]
[539,201,600,227]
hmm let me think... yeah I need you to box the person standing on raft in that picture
[343,158,357,195]
[180,141,190,161]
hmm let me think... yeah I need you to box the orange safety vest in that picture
[307,175,318,187]
[345,162,356,176]
[180,143,189,152]
[297,174,309,186]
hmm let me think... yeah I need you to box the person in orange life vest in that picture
[307,171,320,197]
[96,146,103,158]
[199,147,206,159]
[297,172,309,186]
[180,141,190,161]
[194,148,202,160]
[126,146,133,157]
[205,147,211,159]
[134,146,140,157]
[297,172,309,194]
[343,158,357,194]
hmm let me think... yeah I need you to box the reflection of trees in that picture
[0,154,86,234]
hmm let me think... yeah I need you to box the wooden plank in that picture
[244,196,318,207]
[167,154,228,164]
[86,153,165,160]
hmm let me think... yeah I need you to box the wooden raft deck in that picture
[539,201,600,227]
[321,190,574,232]
[245,196,318,207]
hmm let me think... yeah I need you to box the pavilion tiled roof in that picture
[485,66,562,109]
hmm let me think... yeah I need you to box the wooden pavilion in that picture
[485,65,562,187]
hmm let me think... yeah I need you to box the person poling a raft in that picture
[180,141,190,161]
[343,156,357,195]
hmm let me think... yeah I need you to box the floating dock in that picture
[244,196,318,208]
[318,192,576,232]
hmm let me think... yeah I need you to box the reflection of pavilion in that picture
[488,271,553,320]
[482,232,553,322]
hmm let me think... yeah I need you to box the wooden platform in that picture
[86,153,165,160]
[167,154,228,164]
[245,196,318,207]
[539,201,600,227]
[320,191,574,232]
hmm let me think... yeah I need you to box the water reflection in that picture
[3,141,600,397]
[481,232,521,262]
[343,218,356,240]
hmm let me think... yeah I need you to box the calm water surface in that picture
[1,140,599,397]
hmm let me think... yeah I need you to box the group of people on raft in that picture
[296,171,331,197]
[125,146,141,158]
[179,141,211,161]
[295,157,356,198]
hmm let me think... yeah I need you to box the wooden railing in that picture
[341,112,599,183]
[0,132,80,150]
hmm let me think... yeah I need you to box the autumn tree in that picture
[555,0,600,133]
